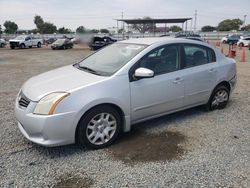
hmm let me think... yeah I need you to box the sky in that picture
[0,0,249,31]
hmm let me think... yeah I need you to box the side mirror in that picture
[134,67,154,79]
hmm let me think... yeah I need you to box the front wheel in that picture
[76,106,121,149]
[20,44,25,49]
[206,85,230,111]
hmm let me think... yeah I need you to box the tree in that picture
[169,25,182,32]
[100,29,109,33]
[217,19,243,31]
[34,15,44,32]
[58,27,71,34]
[33,15,57,34]
[42,22,57,34]
[201,25,216,32]
[131,16,155,33]
[76,26,86,33]
[3,21,18,34]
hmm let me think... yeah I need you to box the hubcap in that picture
[86,113,117,145]
[211,89,228,108]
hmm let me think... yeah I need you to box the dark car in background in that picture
[221,35,241,45]
[175,31,201,38]
[43,37,57,44]
[89,36,117,50]
[51,39,73,50]
[175,32,204,42]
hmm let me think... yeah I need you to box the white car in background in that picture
[0,38,6,48]
[15,38,236,149]
[237,36,250,47]
[9,35,43,49]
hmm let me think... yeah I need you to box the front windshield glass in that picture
[78,43,147,76]
[54,39,65,44]
[15,36,26,40]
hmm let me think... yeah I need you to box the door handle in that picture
[172,77,183,84]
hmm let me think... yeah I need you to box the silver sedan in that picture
[15,37,236,149]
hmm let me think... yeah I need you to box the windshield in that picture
[54,39,65,44]
[78,43,147,76]
[15,36,26,40]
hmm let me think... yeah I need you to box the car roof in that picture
[118,37,206,46]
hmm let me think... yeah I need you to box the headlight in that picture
[34,92,70,115]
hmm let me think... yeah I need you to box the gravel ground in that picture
[0,43,249,188]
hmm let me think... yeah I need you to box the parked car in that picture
[175,31,201,38]
[89,36,117,50]
[9,35,42,49]
[221,35,241,44]
[15,38,236,149]
[0,38,6,48]
[43,37,57,45]
[237,37,250,47]
[51,39,73,50]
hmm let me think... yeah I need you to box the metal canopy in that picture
[115,18,192,24]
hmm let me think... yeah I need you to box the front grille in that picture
[18,92,30,108]
[10,42,19,46]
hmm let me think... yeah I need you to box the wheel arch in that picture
[74,103,128,142]
[215,81,231,92]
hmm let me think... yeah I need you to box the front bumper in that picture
[15,96,77,147]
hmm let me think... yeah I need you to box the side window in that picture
[25,37,31,41]
[183,44,215,68]
[137,45,180,75]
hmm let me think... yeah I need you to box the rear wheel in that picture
[10,45,15,49]
[76,106,121,149]
[37,42,41,48]
[0,43,4,48]
[206,85,230,111]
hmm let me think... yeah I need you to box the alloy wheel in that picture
[86,113,117,145]
[211,89,229,108]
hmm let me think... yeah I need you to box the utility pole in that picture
[190,18,193,31]
[194,10,197,32]
[122,11,125,39]
[243,15,247,28]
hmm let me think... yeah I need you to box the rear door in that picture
[181,44,218,107]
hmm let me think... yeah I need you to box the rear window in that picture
[183,44,216,68]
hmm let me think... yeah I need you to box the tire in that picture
[76,106,122,149]
[10,46,15,49]
[222,40,226,44]
[29,46,32,48]
[206,85,230,111]
[0,43,4,48]
[20,44,25,49]
[37,42,41,48]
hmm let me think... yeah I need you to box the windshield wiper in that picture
[74,64,102,75]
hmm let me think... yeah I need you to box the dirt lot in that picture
[0,43,249,187]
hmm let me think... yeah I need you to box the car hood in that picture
[9,39,22,42]
[22,65,107,101]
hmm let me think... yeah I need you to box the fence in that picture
[1,31,248,42]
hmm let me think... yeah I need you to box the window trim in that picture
[129,44,182,82]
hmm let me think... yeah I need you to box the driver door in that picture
[129,44,185,123]
[25,36,32,46]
